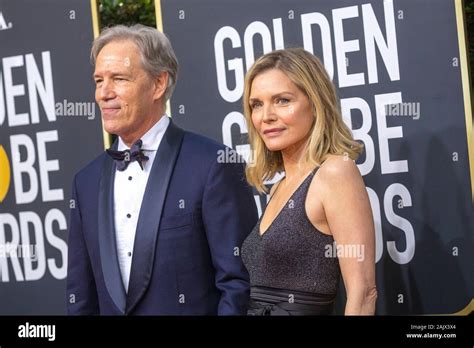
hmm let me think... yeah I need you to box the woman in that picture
[241,48,377,315]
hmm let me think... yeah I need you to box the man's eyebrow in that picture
[93,72,130,79]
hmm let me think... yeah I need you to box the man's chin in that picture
[103,122,122,136]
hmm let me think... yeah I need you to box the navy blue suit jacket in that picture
[66,121,258,315]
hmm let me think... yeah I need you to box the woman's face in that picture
[249,69,315,153]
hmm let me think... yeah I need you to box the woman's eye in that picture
[277,98,290,105]
[251,102,262,109]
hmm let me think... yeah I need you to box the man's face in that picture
[94,40,158,138]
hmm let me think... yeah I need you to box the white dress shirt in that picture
[113,115,170,292]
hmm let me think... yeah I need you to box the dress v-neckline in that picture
[258,168,317,238]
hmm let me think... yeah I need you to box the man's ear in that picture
[153,71,169,101]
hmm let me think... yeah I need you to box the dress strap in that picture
[267,180,282,204]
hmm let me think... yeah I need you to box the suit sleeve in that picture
[66,174,100,315]
[202,154,258,315]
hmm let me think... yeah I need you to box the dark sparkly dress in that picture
[241,167,340,315]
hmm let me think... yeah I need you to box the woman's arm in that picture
[317,155,377,315]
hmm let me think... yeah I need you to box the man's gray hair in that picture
[91,24,178,102]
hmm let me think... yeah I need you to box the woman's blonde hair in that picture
[244,48,363,193]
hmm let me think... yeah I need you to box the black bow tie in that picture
[106,139,149,171]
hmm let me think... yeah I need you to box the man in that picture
[66,24,258,315]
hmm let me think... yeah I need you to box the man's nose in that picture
[97,80,116,100]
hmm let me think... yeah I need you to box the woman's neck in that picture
[281,138,313,182]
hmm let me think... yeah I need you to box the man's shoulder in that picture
[74,151,107,184]
[181,130,227,157]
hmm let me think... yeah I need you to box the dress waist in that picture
[248,286,336,316]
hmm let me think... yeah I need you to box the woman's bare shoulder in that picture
[318,154,360,179]
[313,154,363,197]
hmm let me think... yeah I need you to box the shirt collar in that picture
[117,115,170,151]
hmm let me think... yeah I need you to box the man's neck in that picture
[121,113,165,147]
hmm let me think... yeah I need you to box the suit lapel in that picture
[126,121,185,314]
[98,139,127,314]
